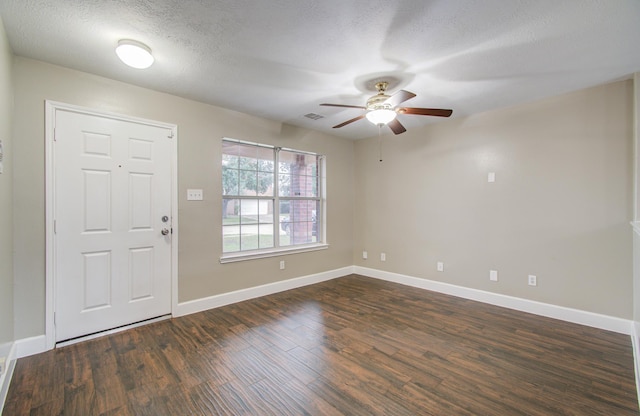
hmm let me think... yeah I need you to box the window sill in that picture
[220,243,329,264]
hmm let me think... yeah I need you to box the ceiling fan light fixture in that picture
[366,108,397,125]
[116,39,154,69]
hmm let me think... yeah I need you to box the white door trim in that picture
[45,101,179,350]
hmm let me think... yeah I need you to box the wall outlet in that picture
[380,252,386,262]
[437,261,444,272]
[362,251,368,259]
[187,189,203,201]
[279,260,285,270]
[0,356,5,375]
[490,270,498,281]
[528,275,537,286]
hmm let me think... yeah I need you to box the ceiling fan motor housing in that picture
[366,94,393,111]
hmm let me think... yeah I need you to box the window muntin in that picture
[222,139,323,256]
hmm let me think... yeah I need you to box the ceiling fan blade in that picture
[320,103,366,110]
[387,119,406,135]
[333,114,366,128]
[398,107,453,117]
[384,90,416,107]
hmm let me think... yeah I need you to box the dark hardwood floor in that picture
[4,274,639,415]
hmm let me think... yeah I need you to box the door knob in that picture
[161,228,170,235]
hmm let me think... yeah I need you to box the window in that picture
[221,139,325,261]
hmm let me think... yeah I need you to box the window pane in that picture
[314,200,320,240]
[222,199,240,253]
[259,225,274,249]
[238,169,257,196]
[222,199,239,225]
[238,143,258,168]
[259,172,274,196]
[222,141,240,167]
[294,174,317,197]
[222,154,239,169]
[279,150,295,173]
[223,233,240,253]
[279,200,290,214]
[222,168,239,196]
[287,199,316,245]
[239,199,258,224]
[223,199,280,251]
[279,174,291,197]
[258,147,274,172]
[258,200,274,224]
[240,224,260,251]
[224,141,275,198]
[280,150,318,198]
[290,221,314,245]
[259,201,274,249]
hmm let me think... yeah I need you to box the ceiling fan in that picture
[320,81,453,134]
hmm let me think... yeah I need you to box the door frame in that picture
[44,101,179,350]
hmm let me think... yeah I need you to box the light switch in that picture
[187,189,203,201]
[488,172,496,183]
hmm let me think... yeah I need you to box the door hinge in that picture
[168,131,174,139]
[53,127,57,141]
[54,219,57,234]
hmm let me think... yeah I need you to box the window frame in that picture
[220,138,328,263]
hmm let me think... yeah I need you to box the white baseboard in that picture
[354,266,633,335]
[12,264,633,358]
[15,335,47,359]
[0,342,16,413]
[175,266,354,317]
[11,267,354,359]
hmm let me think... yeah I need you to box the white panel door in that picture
[54,109,173,342]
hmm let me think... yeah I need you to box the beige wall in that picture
[354,80,633,318]
[9,54,635,339]
[12,57,355,339]
[0,18,13,345]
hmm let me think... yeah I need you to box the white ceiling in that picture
[1,0,639,139]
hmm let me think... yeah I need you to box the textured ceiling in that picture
[1,0,639,139]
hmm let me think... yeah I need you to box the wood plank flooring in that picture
[4,274,639,415]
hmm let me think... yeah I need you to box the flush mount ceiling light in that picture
[115,39,154,69]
